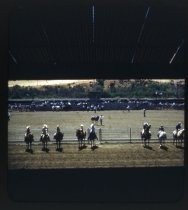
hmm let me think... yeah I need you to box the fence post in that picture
[99,128,102,143]
[130,128,131,143]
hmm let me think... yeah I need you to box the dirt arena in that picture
[8,110,184,169]
[8,142,184,169]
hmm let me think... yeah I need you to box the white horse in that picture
[157,130,167,148]
[173,129,185,147]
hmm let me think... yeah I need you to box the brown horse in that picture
[91,116,99,123]
[76,129,86,149]
[24,133,34,152]
[88,132,98,149]
[141,125,151,147]
[54,131,64,151]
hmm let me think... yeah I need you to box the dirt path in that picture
[8,142,184,169]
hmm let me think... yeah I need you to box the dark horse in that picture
[141,125,151,147]
[76,129,86,149]
[54,132,64,151]
[91,116,99,123]
[40,134,50,152]
[24,133,34,152]
[88,132,98,149]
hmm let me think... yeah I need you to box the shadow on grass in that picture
[143,145,153,150]
[42,148,50,153]
[160,145,168,151]
[91,145,99,151]
[56,148,63,152]
[25,148,34,154]
[176,145,184,150]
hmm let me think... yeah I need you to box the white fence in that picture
[8,126,178,145]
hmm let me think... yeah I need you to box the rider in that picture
[90,123,96,134]
[142,122,151,135]
[25,125,31,137]
[41,124,49,138]
[56,125,61,133]
[80,124,84,132]
[99,115,104,126]
[176,122,182,131]
[175,122,182,136]
[143,122,149,129]
[159,125,164,131]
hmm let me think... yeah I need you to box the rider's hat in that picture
[26,125,30,130]
[43,124,48,128]
[80,124,84,127]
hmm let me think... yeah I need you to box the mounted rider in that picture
[157,125,165,138]
[142,122,151,135]
[175,122,182,137]
[56,125,61,133]
[176,122,182,131]
[90,123,96,134]
[25,125,31,137]
[54,125,63,137]
[41,124,50,139]
[80,124,85,133]
[76,124,86,138]
[159,125,164,131]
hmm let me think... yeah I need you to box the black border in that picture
[1,0,188,209]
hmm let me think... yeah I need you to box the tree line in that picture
[8,80,184,99]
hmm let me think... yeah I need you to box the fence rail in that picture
[8,126,179,145]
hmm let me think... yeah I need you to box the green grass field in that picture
[8,110,184,142]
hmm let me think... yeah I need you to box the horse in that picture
[141,125,151,147]
[157,130,167,148]
[76,129,86,149]
[173,129,185,147]
[88,132,98,149]
[40,134,50,152]
[91,116,99,123]
[24,133,34,152]
[53,131,64,151]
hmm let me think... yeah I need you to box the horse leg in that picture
[56,141,58,151]
[26,143,28,151]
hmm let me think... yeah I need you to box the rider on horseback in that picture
[56,125,61,133]
[25,125,31,137]
[142,122,151,136]
[80,124,85,133]
[175,122,182,137]
[143,122,149,129]
[159,125,164,131]
[90,123,96,133]
[40,124,49,140]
